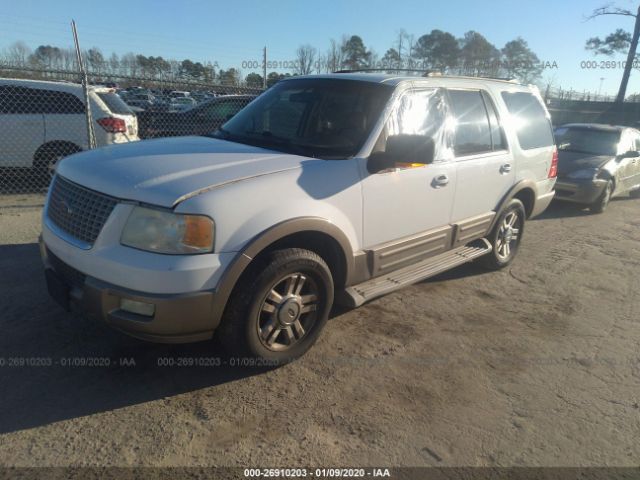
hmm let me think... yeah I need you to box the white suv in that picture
[0,78,139,179]
[40,73,557,362]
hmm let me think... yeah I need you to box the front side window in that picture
[373,88,451,164]
[448,89,492,157]
[216,79,393,159]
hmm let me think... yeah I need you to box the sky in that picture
[1,0,640,96]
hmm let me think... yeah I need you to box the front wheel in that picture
[217,248,334,364]
[479,199,526,270]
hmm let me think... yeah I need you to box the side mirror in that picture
[367,151,395,174]
[368,135,435,174]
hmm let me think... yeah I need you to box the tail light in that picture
[97,117,126,133]
[548,147,558,178]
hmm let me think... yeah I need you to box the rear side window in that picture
[0,86,84,114]
[447,89,492,156]
[96,92,132,115]
[501,91,553,150]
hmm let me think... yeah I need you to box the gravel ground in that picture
[0,192,639,468]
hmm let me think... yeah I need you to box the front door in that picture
[362,88,456,271]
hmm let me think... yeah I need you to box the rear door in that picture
[447,88,514,230]
[0,85,45,168]
[42,88,87,150]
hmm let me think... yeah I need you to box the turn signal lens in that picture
[183,215,214,250]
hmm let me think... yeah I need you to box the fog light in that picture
[120,298,155,317]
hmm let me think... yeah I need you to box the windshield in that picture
[213,78,393,159]
[554,127,620,156]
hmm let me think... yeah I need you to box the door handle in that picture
[500,163,512,174]
[432,174,449,188]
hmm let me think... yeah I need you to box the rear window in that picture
[501,91,554,150]
[97,92,133,115]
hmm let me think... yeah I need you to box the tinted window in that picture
[39,89,85,114]
[97,92,133,114]
[0,86,85,114]
[448,89,492,156]
[501,91,553,150]
[376,88,450,163]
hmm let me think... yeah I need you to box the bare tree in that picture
[586,4,640,103]
[296,44,317,75]
[326,37,346,72]
[6,41,31,66]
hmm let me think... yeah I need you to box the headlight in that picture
[121,206,214,254]
[567,168,598,180]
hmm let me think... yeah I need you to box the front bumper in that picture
[555,179,608,205]
[40,238,220,343]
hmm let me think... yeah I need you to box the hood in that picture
[56,136,315,208]
[557,150,613,176]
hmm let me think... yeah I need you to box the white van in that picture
[40,73,556,362]
[0,78,139,178]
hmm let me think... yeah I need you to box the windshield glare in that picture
[215,79,393,159]
[554,127,620,156]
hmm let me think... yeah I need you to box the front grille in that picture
[47,248,86,289]
[47,176,117,246]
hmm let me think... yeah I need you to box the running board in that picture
[339,239,492,308]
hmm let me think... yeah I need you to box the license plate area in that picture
[45,268,70,311]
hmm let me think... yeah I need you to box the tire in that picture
[589,180,613,214]
[479,199,526,271]
[216,248,334,365]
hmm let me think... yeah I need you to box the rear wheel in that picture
[216,248,334,365]
[479,199,526,270]
[589,180,613,214]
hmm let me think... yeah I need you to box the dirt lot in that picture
[0,192,638,468]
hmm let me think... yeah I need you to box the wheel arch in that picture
[211,217,355,328]
[33,140,83,164]
[490,180,537,231]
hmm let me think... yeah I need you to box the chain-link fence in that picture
[0,66,263,194]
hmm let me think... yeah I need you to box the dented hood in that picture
[56,136,314,208]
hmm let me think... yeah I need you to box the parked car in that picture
[169,90,190,98]
[168,97,197,112]
[40,73,556,362]
[554,123,640,212]
[125,92,155,110]
[0,78,139,180]
[140,95,255,139]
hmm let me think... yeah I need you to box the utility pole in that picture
[263,46,267,89]
[71,20,96,149]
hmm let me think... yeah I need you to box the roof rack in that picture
[334,68,441,77]
[333,69,521,83]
